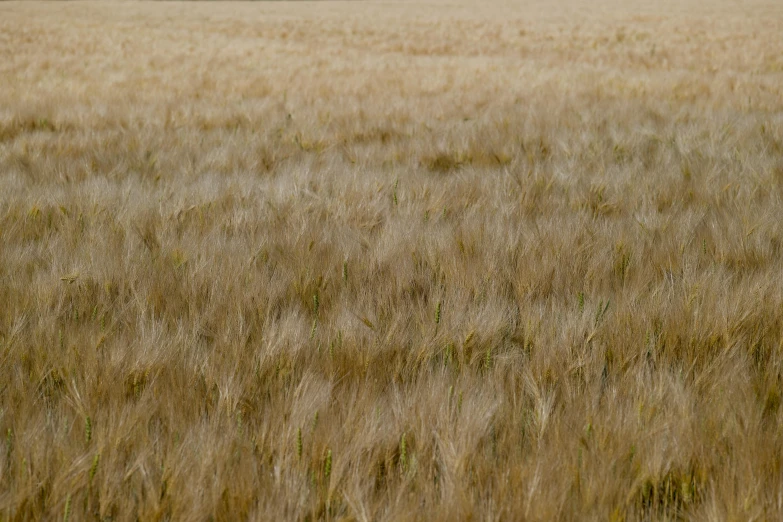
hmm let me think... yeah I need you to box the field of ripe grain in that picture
[1,1,783,520]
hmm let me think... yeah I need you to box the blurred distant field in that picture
[2,1,783,520]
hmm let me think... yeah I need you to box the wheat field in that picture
[1,0,783,520]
